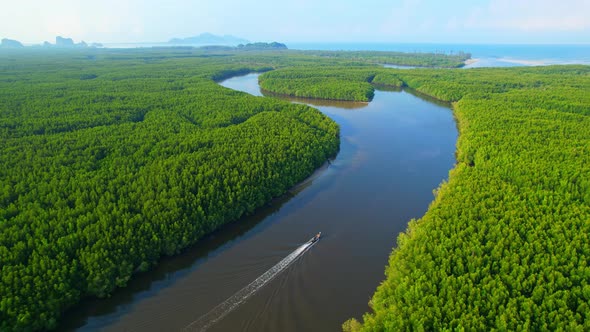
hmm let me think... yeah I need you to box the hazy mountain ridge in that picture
[0,38,24,48]
[0,36,102,48]
[169,32,249,45]
[47,36,102,48]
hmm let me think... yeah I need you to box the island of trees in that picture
[238,42,288,50]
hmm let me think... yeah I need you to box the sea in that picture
[101,42,590,68]
[288,43,590,68]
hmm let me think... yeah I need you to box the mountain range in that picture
[168,33,249,45]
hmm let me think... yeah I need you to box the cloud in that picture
[379,0,425,35]
[466,0,590,31]
[41,1,84,40]
[0,0,147,43]
[2,0,589,44]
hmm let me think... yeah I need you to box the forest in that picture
[259,66,378,101]
[0,47,466,331]
[246,61,590,330]
[0,48,342,331]
[259,62,590,330]
[338,66,589,330]
[2,46,587,331]
[300,50,470,68]
[258,65,410,102]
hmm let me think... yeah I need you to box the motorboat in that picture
[311,232,321,243]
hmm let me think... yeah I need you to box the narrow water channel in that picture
[59,73,457,332]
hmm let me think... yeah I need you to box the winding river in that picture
[59,73,458,332]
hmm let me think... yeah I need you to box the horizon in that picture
[2,0,589,45]
[79,40,590,46]
[9,36,590,48]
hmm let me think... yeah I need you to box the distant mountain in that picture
[0,38,24,48]
[169,33,249,45]
[40,36,98,48]
[55,36,75,47]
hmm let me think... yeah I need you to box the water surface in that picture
[290,42,590,66]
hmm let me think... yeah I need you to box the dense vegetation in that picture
[258,65,416,101]
[254,62,590,330]
[255,50,468,101]
[5,46,582,331]
[302,50,471,68]
[341,66,589,330]
[237,42,288,50]
[0,48,341,331]
[0,47,465,331]
[259,66,377,101]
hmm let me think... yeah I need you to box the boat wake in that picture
[182,237,318,331]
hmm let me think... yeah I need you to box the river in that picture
[59,73,458,331]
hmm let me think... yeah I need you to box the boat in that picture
[311,232,321,243]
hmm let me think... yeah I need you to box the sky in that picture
[2,0,589,44]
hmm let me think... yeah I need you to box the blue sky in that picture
[2,0,589,44]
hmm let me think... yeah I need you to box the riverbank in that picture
[66,72,457,332]
[352,65,590,331]
[0,50,341,331]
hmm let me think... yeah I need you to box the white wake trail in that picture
[183,239,317,331]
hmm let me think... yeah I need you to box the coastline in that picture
[496,57,548,66]
[464,58,479,66]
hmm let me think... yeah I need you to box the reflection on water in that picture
[219,73,369,109]
[262,90,369,109]
[382,64,417,69]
